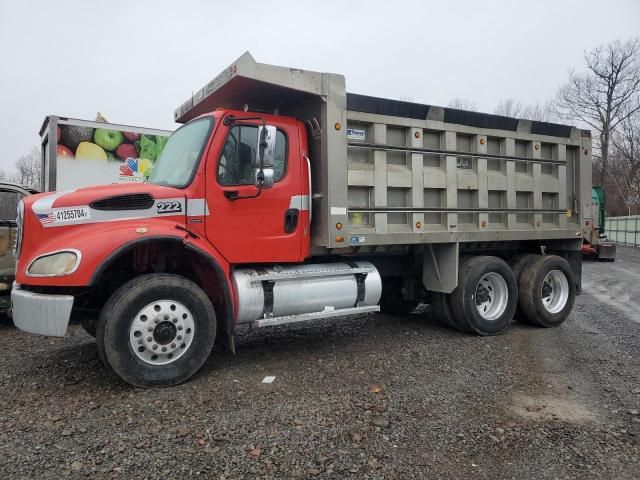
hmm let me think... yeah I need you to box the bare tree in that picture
[494,98,524,117]
[555,38,640,185]
[521,101,555,122]
[447,98,478,111]
[12,147,41,190]
[608,113,640,214]
[494,98,556,122]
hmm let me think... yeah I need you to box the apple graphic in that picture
[76,141,108,161]
[116,143,138,161]
[94,128,123,151]
[123,131,140,142]
[56,144,73,158]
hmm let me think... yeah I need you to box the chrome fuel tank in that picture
[231,261,382,323]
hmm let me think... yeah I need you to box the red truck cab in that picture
[13,110,319,386]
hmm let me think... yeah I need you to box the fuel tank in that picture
[232,261,382,323]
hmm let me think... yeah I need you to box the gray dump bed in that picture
[175,52,591,251]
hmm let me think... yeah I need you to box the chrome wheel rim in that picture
[129,300,195,365]
[541,270,569,314]
[475,272,508,321]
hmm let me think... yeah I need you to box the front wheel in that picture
[97,274,217,387]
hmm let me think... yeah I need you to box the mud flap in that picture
[422,242,459,293]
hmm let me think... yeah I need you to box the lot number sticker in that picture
[52,207,91,223]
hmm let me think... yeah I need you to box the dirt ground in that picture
[1,247,639,479]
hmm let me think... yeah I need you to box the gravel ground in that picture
[1,248,639,479]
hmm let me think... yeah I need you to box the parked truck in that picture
[582,186,616,261]
[0,183,37,317]
[12,53,592,387]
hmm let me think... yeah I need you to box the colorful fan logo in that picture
[119,157,153,182]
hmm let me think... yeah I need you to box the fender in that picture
[16,219,186,286]
[183,241,236,354]
[85,231,236,353]
[88,234,186,286]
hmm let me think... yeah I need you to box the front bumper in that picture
[11,284,74,337]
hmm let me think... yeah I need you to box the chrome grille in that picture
[14,200,24,259]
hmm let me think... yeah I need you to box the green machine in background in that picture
[582,186,616,261]
[592,187,607,233]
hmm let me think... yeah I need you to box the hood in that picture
[24,183,188,229]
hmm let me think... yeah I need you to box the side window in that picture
[273,130,287,182]
[218,125,258,186]
[217,125,288,186]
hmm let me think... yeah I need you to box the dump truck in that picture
[582,186,616,261]
[40,116,172,191]
[12,53,592,387]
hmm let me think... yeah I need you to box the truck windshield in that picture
[148,117,212,188]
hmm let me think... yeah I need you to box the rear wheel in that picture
[449,256,518,336]
[81,317,97,338]
[509,254,539,322]
[431,292,466,332]
[518,255,575,327]
[97,274,216,387]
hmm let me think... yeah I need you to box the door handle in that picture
[224,190,239,200]
[284,208,299,233]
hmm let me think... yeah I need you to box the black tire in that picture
[81,317,97,338]
[96,274,217,387]
[379,279,419,315]
[449,256,518,336]
[431,292,465,332]
[509,254,539,322]
[509,254,539,284]
[519,255,575,328]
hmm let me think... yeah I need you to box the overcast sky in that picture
[1,0,639,173]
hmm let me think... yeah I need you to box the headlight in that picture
[27,250,80,276]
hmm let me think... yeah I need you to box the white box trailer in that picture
[40,116,172,192]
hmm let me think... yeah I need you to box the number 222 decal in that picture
[157,201,182,214]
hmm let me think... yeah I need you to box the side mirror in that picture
[257,125,277,169]
[255,167,274,189]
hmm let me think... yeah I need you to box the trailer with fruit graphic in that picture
[40,116,172,191]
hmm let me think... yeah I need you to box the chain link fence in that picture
[605,216,640,247]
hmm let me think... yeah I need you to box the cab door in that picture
[204,118,307,264]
